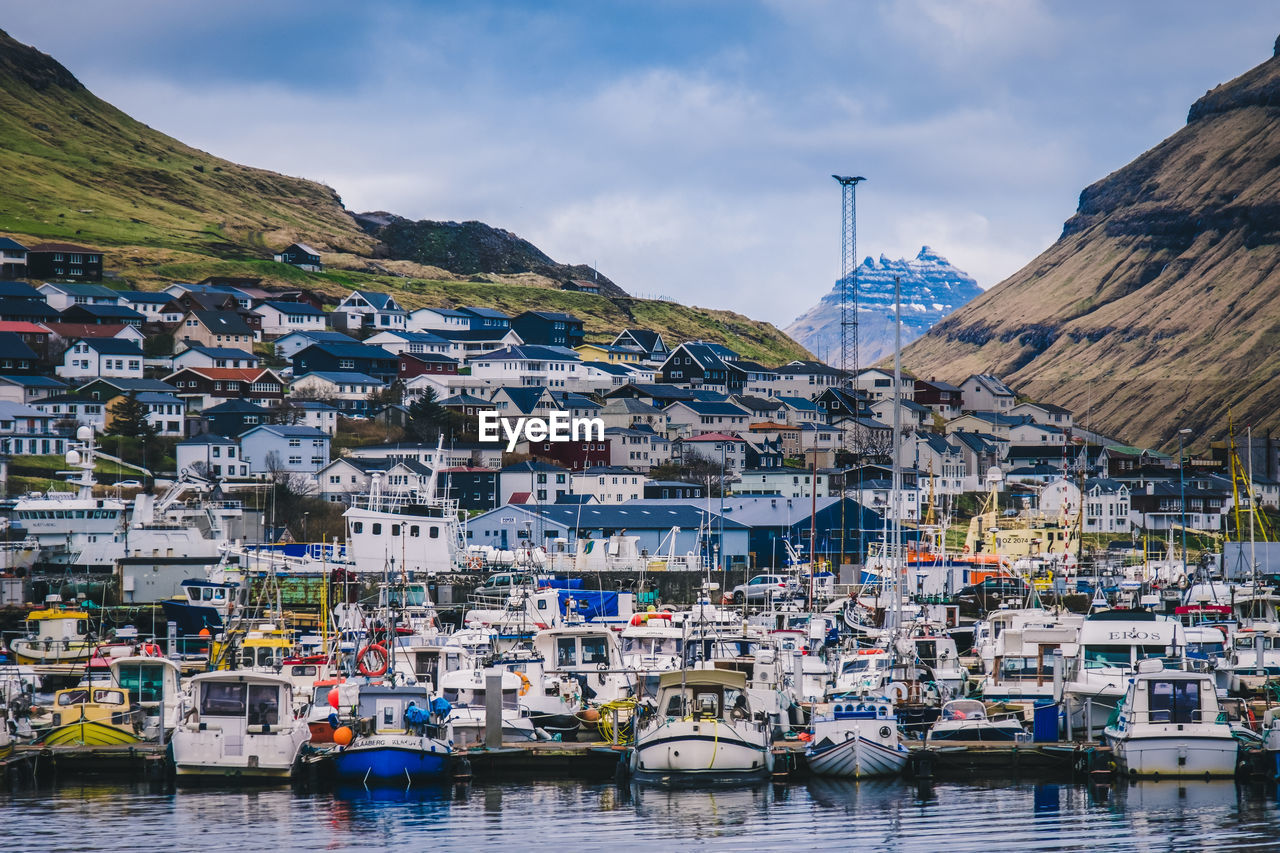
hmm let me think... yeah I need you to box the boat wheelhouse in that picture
[171,671,308,782]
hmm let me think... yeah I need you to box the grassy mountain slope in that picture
[902,38,1280,447]
[0,30,808,365]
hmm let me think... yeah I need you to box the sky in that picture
[6,1,1278,321]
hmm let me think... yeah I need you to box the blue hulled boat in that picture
[333,684,453,783]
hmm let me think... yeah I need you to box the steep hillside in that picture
[0,29,808,365]
[903,37,1280,447]
[354,213,629,296]
[785,247,981,366]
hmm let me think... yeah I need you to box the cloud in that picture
[6,1,1280,322]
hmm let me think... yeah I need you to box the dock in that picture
[0,737,1137,791]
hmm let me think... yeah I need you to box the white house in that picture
[853,368,916,403]
[0,401,66,456]
[286,400,340,435]
[961,374,1016,413]
[1010,401,1074,432]
[606,426,657,468]
[33,394,106,432]
[675,432,747,474]
[37,282,120,312]
[315,457,390,503]
[239,424,330,475]
[365,330,452,357]
[290,371,384,415]
[663,400,751,438]
[274,330,358,361]
[130,391,187,436]
[570,466,649,503]
[467,345,582,389]
[117,291,181,322]
[1041,476,1131,534]
[253,300,327,337]
[734,468,832,498]
[407,307,470,333]
[334,290,407,331]
[171,346,261,371]
[57,338,144,380]
[498,459,570,505]
[765,360,847,398]
[176,434,248,479]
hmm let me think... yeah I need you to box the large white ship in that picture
[12,426,242,568]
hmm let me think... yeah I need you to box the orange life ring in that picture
[516,671,531,697]
[357,643,389,677]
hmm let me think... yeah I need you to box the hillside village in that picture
[0,235,1265,567]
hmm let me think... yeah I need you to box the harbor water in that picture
[5,779,1280,852]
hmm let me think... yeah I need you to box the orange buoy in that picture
[333,726,354,746]
[198,628,211,637]
[580,707,601,723]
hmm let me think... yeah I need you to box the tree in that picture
[106,392,157,438]
[404,387,452,443]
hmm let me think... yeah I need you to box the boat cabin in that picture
[655,669,753,722]
[534,626,620,673]
[1118,663,1221,727]
[356,683,433,734]
[191,672,292,732]
[25,608,89,643]
[110,656,180,707]
[50,686,133,728]
[1078,611,1182,672]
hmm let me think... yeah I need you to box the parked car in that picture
[729,574,800,605]
[115,479,142,489]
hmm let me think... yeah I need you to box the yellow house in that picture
[574,343,643,364]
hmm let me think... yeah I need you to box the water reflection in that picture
[3,778,1280,852]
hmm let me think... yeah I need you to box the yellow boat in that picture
[40,686,142,746]
[9,607,94,665]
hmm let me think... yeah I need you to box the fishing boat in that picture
[170,671,308,782]
[9,602,93,665]
[805,694,908,778]
[925,699,1029,743]
[332,683,452,784]
[40,686,141,746]
[109,655,182,739]
[629,669,773,785]
[1104,659,1238,778]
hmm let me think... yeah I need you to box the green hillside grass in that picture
[0,30,810,367]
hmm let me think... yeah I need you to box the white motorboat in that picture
[805,694,908,778]
[171,671,309,782]
[1216,624,1280,694]
[1063,609,1184,734]
[925,699,1029,743]
[1104,660,1238,779]
[438,667,541,746]
[629,669,773,785]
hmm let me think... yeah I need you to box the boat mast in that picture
[896,275,906,635]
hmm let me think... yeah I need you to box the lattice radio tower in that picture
[832,175,865,388]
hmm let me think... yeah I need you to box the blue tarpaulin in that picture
[540,577,585,590]
[556,589,620,621]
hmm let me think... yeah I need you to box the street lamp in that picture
[303,511,310,543]
[1178,428,1192,576]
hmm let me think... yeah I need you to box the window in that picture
[288,456,302,465]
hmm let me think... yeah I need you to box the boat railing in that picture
[348,491,460,517]
[1122,708,1218,725]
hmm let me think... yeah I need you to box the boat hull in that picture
[1105,730,1239,778]
[333,735,452,782]
[630,723,773,786]
[42,720,140,747]
[10,640,92,665]
[171,728,307,784]
[806,734,908,778]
